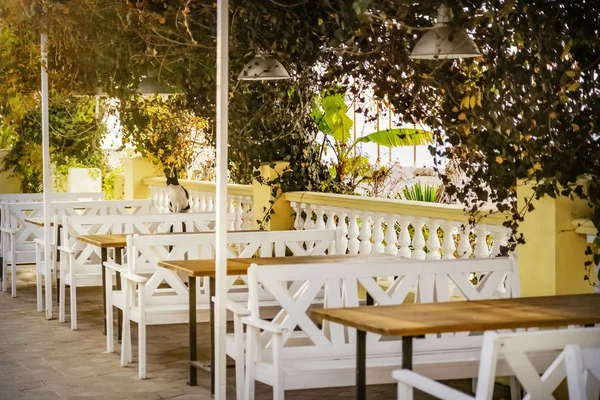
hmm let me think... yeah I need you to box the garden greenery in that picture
[1,1,599,277]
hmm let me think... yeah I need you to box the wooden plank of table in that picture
[158,254,396,278]
[24,217,49,227]
[311,294,600,337]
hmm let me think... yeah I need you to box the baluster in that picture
[315,207,326,230]
[242,199,254,230]
[441,223,457,259]
[358,212,372,254]
[371,214,385,254]
[337,210,349,255]
[227,197,236,231]
[234,199,243,231]
[197,194,206,212]
[411,219,427,260]
[426,220,442,260]
[384,215,398,256]
[347,212,360,255]
[397,217,412,258]
[325,208,338,254]
[457,225,473,258]
[292,202,302,230]
[474,225,490,258]
[489,226,509,257]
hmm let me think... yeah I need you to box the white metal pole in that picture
[41,33,53,320]
[215,0,229,398]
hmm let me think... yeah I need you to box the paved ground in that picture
[0,266,512,399]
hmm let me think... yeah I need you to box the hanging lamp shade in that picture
[137,76,175,95]
[410,5,480,60]
[238,53,290,80]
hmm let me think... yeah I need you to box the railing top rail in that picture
[284,191,507,226]
[144,176,253,197]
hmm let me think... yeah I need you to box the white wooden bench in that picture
[0,192,104,281]
[239,257,521,399]
[110,229,340,380]
[394,327,600,400]
[27,199,153,303]
[55,211,226,330]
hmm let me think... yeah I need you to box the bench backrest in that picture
[248,256,519,358]
[0,199,152,261]
[60,212,229,269]
[127,229,340,306]
[0,192,105,204]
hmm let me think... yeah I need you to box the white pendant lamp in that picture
[410,5,480,60]
[238,52,290,80]
[137,76,175,95]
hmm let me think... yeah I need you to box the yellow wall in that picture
[517,181,593,296]
[253,162,295,231]
[123,156,164,199]
[0,150,22,194]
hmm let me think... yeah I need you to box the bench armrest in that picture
[241,317,287,334]
[393,370,474,400]
[104,260,127,274]
[210,297,250,316]
[0,227,17,234]
[57,245,76,254]
[121,273,148,284]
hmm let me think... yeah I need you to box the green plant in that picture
[103,166,124,200]
[401,182,440,202]
[0,97,107,193]
[311,92,433,194]
[118,95,207,176]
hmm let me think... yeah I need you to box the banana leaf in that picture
[357,128,433,147]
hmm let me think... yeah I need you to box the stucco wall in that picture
[0,149,22,194]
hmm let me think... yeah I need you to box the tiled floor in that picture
[0,266,512,399]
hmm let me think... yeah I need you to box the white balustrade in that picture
[287,193,510,260]
[147,184,253,230]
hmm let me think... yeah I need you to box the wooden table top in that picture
[76,231,256,248]
[158,254,397,278]
[24,217,56,227]
[311,294,600,337]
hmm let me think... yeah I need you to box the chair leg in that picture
[10,236,16,298]
[244,326,257,400]
[121,281,131,367]
[234,314,245,400]
[1,239,7,293]
[397,382,415,400]
[59,265,66,323]
[70,274,78,330]
[36,246,43,312]
[510,376,522,400]
[106,271,114,353]
[138,316,146,379]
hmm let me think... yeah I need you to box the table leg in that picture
[115,247,123,344]
[402,336,414,370]
[101,248,107,336]
[356,330,366,400]
[210,277,215,397]
[188,276,198,386]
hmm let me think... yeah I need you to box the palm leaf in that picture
[357,128,433,147]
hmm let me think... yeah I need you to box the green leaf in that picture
[357,128,433,147]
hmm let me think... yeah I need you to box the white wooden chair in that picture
[112,229,340,381]
[1,202,44,297]
[33,199,153,307]
[394,326,600,400]
[55,211,220,330]
[240,256,523,400]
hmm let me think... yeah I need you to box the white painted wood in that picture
[113,229,340,380]
[241,256,521,397]
[411,220,426,260]
[393,327,600,400]
[54,211,222,329]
